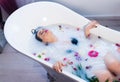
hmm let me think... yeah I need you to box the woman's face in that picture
[37,29,57,43]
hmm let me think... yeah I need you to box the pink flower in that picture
[115,43,120,47]
[88,50,99,57]
[44,58,50,61]
[63,58,67,61]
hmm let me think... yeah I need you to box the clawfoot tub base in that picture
[47,73,56,82]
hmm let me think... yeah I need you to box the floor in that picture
[0,44,49,82]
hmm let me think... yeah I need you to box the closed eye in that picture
[40,29,47,36]
[40,31,44,35]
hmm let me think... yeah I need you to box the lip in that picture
[45,30,48,33]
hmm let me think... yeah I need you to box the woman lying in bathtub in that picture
[34,21,120,82]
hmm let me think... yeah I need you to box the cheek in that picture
[47,31,53,36]
[44,32,50,37]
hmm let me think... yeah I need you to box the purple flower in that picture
[72,66,77,71]
[86,65,92,69]
[33,53,36,56]
[74,52,82,61]
[76,56,82,61]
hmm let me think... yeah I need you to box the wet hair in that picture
[35,31,43,42]
[31,27,43,42]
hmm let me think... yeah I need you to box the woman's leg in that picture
[94,69,114,82]
[104,53,120,75]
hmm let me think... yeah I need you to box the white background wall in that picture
[16,0,120,17]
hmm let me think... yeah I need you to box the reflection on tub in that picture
[30,24,120,82]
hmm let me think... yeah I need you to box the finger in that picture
[84,21,99,38]
[53,64,56,70]
[56,63,62,73]
[58,62,63,72]
[53,62,62,73]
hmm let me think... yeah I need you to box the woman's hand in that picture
[84,20,99,38]
[53,61,65,73]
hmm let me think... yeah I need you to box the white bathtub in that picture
[4,1,120,82]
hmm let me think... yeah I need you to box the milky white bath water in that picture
[30,24,120,81]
